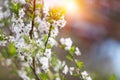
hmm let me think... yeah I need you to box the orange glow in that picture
[65,0,78,12]
[63,0,86,17]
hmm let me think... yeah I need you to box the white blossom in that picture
[69,67,75,75]
[19,8,25,18]
[6,59,12,66]
[27,57,32,64]
[44,49,52,59]
[48,37,57,47]
[19,0,26,4]
[39,57,49,72]
[43,4,49,17]
[62,65,68,75]
[60,38,73,50]
[4,0,9,8]
[36,39,45,48]
[75,47,81,56]
[4,9,10,18]
[55,77,61,80]
[0,1,86,80]
[18,69,30,80]
[54,60,61,72]
[51,27,59,38]
[13,0,26,4]
[38,19,50,36]
[0,41,7,46]
[21,62,29,67]
[35,16,41,23]
[36,67,41,74]
[0,9,4,20]
[34,31,39,39]
[61,61,66,67]
[52,18,66,29]
[81,71,92,80]
[0,23,4,27]
[31,79,35,80]
[18,54,25,61]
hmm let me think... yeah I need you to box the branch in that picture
[28,0,41,80]
[29,0,36,39]
[41,0,44,19]
[32,57,40,80]
[44,25,52,52]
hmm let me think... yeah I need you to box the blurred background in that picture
[61,0,120,80]
[0,0,120,80]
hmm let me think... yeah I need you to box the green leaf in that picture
[66,55,73,62]
[43,35,48,44]
[1,48,8,58]
[46,44,51,49]
[31,47,39,57]
[109,74,116,80]
[36,4,42,9]
[69,46,75,56]
[8,42,17,57]
[73,73,81,77]
[27,11,33,18]
[51,54,58,67]
[0,19,4,23]
[23,35,30,44]
[77,61,84,69]
[25,0,30,2]
[10,2,21,15]
[0,32,8,41]
[61,75,66,80]
[60,44,65,49]
[0,34,5,41]
[40,73,48,80]
[25,66,31,73]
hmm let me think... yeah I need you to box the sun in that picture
[66,0,78,12]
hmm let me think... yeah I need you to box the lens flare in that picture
[66,0,78,12]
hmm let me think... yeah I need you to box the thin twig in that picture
[29,0,36,39]
[41,0,44,19]
[44,25,52,52]
[31,57,40,80]
[29,0,41,80]
[58,42,84,80]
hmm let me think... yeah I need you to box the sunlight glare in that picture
[66,0,78,12]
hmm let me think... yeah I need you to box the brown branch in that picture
[24,56,40,80]
[41,0,44,19]
[28,0,41,80]
[29,0,36,39]
[32,57,40,80]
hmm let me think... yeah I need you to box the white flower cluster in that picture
[0,0,10,27]
[0,34,8,46]
[60,37,81,56]
[0,40,7,46]
[75,47,81,56]
[11,9,31,40]
[12,0,26,4]
[39,56,49,72]
[18,66,36,80]
[60,38,73,50]
[52,18,66,29]
[11,8,32,57]
[81,71,92,80]
[0,0,92,80]
[62,64,75,75]
[8,0,67,77]
[18,69,31,80]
